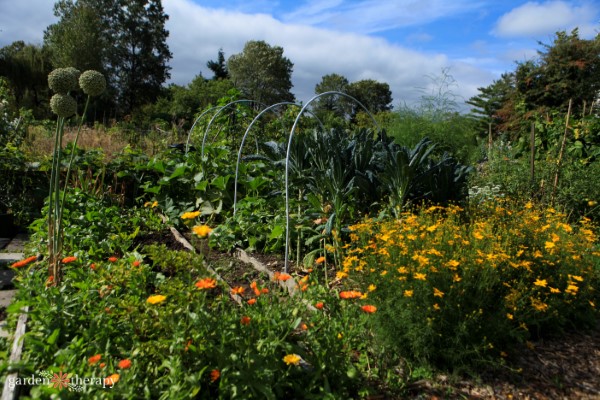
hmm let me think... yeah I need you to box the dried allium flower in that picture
[79,70,106,96]
[50,93,77,117]
[48,68,79,94]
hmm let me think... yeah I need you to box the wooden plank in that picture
[1,306,29,400]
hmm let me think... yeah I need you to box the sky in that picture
[0,0,599,110]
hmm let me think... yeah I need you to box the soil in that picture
[405,323,600,399]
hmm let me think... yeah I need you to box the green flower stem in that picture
[58,95,91,234]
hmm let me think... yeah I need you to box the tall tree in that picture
[207,48,229,80]
[467,72,516,137]
[110,0,172,113]
[44,0,105,73]
[44,0,172,115]
[0,41,53,118]
[227,40,294,106]
[516,29,600,115]
[347,79,393,117]
[312,73,350,119]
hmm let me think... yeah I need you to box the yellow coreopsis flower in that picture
[403,290,414,297]
[433,288,444,298]
[414,272,427,281]
[533,279,548,287]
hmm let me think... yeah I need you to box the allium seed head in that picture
[79,70,106,96]
[50,93,77,117]
[48,68,79,94]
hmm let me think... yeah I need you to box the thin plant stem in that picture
[58,96,91,239]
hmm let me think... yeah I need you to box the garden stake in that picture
[551,98,572,205]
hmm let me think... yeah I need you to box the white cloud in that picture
[493,1,599,38]
[0,0,56,46]
[283,0,486,35]
[165,0,494,107]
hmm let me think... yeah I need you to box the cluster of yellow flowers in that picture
[340,200,599,331]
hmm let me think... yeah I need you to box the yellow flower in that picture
[433,303,440,311]
[397,266,409,274]
[549,287,561,294]
[453,274,461,282]
[570,275,584,282]
[283,354,302,366]
[413,273,427,281]
[181,211,200,220]
[433,287,444,298]
[368,284,376,292]
[524,201,533,209]
[445,259,460,269]
[473,231,484,240]
[531,298,549,312]
[403,290,413,297]
[506,313,513,320]
[192,225,213,238]
[565,284,579,295]
[336,271,348,279]
[533,279,548,288]
[544,241,555,250]
[588,200,597,207]
[147,295,166,304]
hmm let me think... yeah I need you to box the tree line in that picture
[0,0,393,128]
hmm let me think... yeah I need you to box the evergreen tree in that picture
[207,49,229,80]
[227,40,294,106]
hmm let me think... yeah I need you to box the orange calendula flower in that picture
[108,256,118,263]
[315,302,324,310]
[231,286,245,295]
[132,260,141,267]
[99,362,106,368]
[247,298,257,305]
[210,369,220,382]
[104,374,120,386]
[250,281,261,296]
[283,354,302,366]
[274,272,292,281]
[181,211,200,220]
[118,359,132,369]
[10,255,38,268]
[146,295,167,304]
[61,256,77,264]
[90,263,96,270]
[240,316,251,325]
[315,256,326,264]
[339,290,363,299]
[88,354,102,365]
[192,225,213,238]
[261,288,269,294]
[361,305,377,313]
[195,278,217,290]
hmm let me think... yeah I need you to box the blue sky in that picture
[1,0,599,109]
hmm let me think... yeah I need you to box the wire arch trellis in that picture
[283,91,381,272]
[200,100,268,158]
[232,102,326,216]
